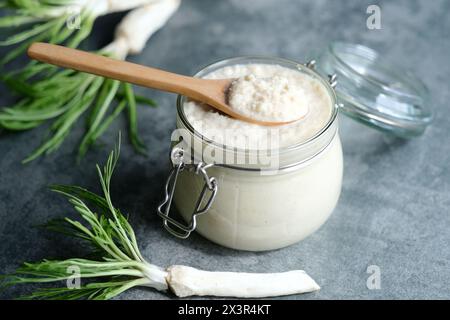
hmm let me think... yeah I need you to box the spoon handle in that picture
[28,42,206,98]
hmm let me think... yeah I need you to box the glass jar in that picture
[157,56,343,251]
[156,43,432,251]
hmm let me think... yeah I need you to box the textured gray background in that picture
[0,0,449,299]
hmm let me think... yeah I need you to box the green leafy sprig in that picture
[1,136,167,300]
[0,63,156,163]
[0,0,95,66]
[0,1,157,162]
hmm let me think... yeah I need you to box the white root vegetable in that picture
[115,0,181,55]
[166,265,320,298]
[140,263,319,298]
[103,0,181,59]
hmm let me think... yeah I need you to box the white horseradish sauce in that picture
[183,64,332,150]
[228,74,309,122]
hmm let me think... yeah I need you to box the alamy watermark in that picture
[170,127,282,175]
[366,265,381,290]
[66,265,81,289]
[66,7,82,30]
[366,5,382,30]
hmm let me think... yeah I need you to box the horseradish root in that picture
[166,266,319,298]
[114,0,181,55]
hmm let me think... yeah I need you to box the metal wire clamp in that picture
[304,59,338,88]
[157,147,218,239]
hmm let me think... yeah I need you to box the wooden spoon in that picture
[28,42,292,126]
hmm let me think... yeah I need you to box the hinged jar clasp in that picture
[304,59,338,89]
[157,147,218,239]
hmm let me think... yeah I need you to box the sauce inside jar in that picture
[184,63,333,150]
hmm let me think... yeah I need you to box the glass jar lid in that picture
[316,42,432,137]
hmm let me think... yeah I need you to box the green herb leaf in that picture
[0,3,158,162]
[1,137,158,300]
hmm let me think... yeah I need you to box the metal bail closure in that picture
[304,59,338,89]
[157,147,218,239]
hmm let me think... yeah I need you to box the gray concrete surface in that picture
[0,0,449,299]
